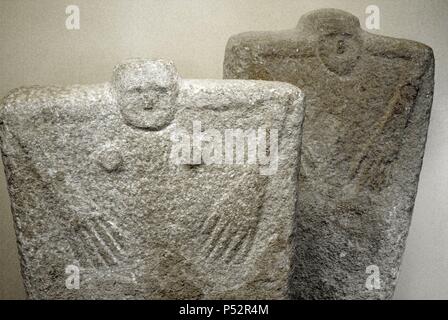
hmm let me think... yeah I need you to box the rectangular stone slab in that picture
[0,59,305,299]
[224,9,435,299]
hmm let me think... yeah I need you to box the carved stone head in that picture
[297,9,363,76]
[112,59,180,130]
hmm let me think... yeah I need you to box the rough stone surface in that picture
[0,59,305,299]
[224,9,435,299]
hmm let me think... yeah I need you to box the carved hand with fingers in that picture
[199,176,266,264]
[70,210,126,268]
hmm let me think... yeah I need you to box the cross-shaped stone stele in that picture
[224,8,435,300]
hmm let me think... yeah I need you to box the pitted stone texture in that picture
[224,9,434,299]
[0,59,305,299]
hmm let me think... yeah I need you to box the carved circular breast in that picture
[97,149,123,172]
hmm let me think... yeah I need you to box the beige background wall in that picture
[0,0,447,299]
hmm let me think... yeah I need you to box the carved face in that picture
[317,32,362,76]
[112,59,179,130]
[119,81,177,130]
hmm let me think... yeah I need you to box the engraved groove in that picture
[207,220,233,261]
[225,230,249,263]
[81,229,108,267]
[97,220,125,255]
[86,221,120,265]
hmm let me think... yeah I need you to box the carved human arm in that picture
[350,35,434,190]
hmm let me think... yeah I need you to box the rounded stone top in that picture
[296,8,361,35]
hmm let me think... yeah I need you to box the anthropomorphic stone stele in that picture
[0,59,305,299]
[224,9,435,299]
